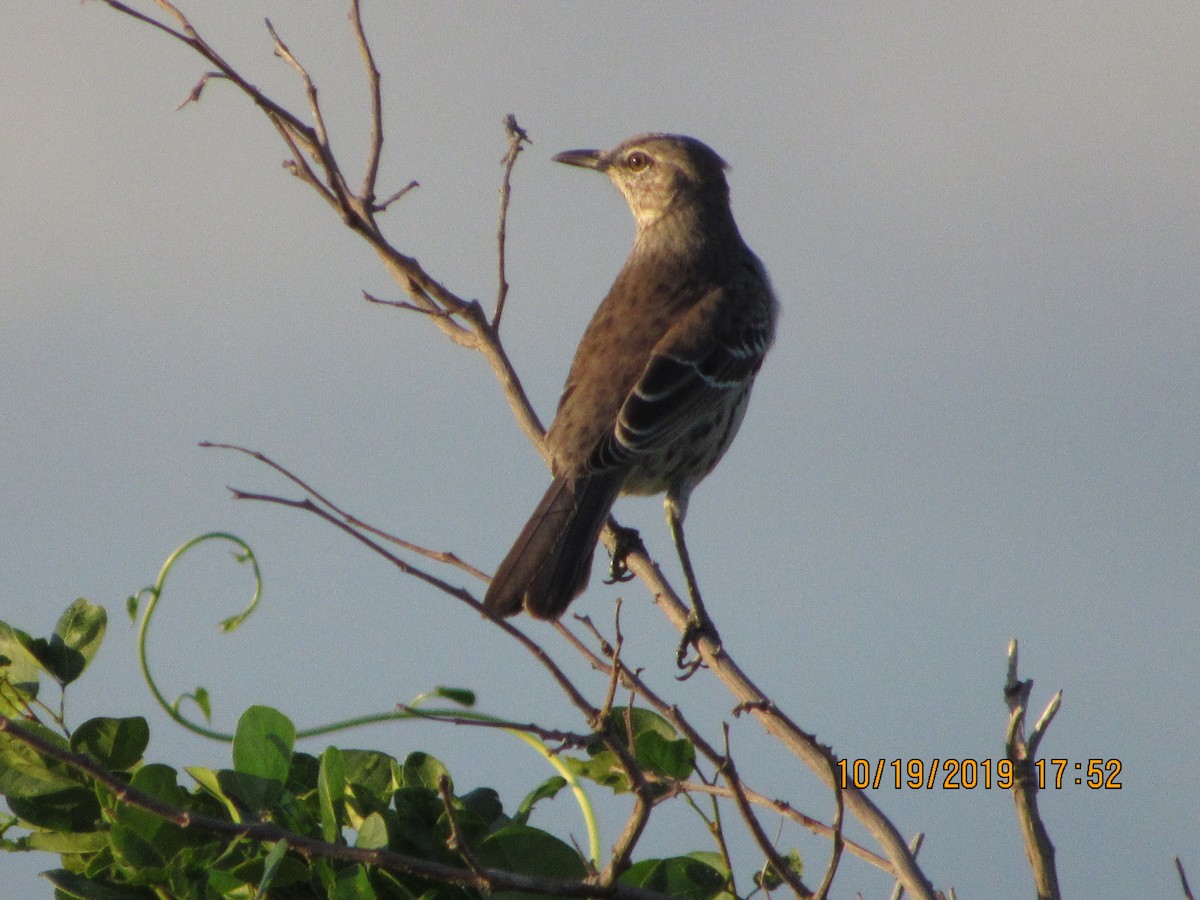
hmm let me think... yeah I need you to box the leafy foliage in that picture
[0,598,747,899]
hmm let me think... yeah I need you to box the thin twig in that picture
[175,71,229,110]
[375,179,420,213]
[264,18,350,204]
[811,754,844,900]
[97,0,544,442]
[720,725,811,898]
[559,622,897,876]
[493,114,530,329]
[201,442,490,581]
[1177,857,1195,900]
[603,544,935,898]
[395,706,592,751]
[228,489,476,601]
[348,0,383,205]
[214,454,605,735]
[597,600,626,719]
[438,775,490,883]
[647,776,891,874]
[888,833,924,900]
[362,290,454,319]
[1003,639,1062,900]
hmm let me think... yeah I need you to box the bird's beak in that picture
[552,148,606,171]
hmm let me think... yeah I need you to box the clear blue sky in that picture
[4,3,1198,896]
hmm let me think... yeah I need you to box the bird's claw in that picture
[603,525,645,584]
[675,612,720,680]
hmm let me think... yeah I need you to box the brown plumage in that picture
[484,133,778,623]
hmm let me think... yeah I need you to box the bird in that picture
[483,133,777,668]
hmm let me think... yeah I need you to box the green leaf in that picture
[232,705,295,783]
[330,863,379,900]
[110,822,165,870]
[633,729,695,780]
[255,838,289,898]
[115,764,187,844]
[0,721,80,796]
[185,766,241,821]
[687,851,729,877]
[570,707,695,789]
[513,776,566,826]
[45,599,107,686]
[342,749,400,797]
[356,811,390,850]
[609,707,695,779]
[71,717,150,771]
[459,787,503,827]
[24,829,110,854]
[228,705,295,811]
[217,768,282,817]
[318,745,347,843]
[561,750,630,792]
[476,825,587,879]
[173,686,211,723]
[400,752,449,792]
[431,686,475,707]
[391,787,443,858]
[608,707,680,743]
[754,848,804,890]
[7,786,101,832]
[0,620,41,709]
[621,856,727,899]
[42,869,141,900]
[511,777,566,830]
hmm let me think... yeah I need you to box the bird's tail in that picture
[484,472,623,619]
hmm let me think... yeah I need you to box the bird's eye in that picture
[625,151,651,172]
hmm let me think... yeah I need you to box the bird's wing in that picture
[587,282,774,472]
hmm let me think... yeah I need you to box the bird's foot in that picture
[675,609,720,680]
[603,525,645,584]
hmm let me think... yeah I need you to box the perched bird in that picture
[484,133,777,664]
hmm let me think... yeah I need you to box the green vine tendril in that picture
[133,532,262,742]
[132,532,601,863]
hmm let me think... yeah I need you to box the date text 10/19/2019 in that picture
[836,758,1122,791]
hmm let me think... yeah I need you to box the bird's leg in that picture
[603,523,645,584]
[665,496,720,678]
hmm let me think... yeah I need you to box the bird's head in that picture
[553,133,731,231]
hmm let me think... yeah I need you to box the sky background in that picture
[4,2,1198,897]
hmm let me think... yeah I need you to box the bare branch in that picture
[1003,639,1062,900]
[175,71,229,109]
[719,725,811,898]
[1178,856,1195,900]
[653,776,892,875]
[375,179,420,213]
[811,756,845,900]
[493,113,531,329]
[201,442,489,581]
[438,774,490,883]
[558,621,899,878]
[96,0,545,445]
[363,290,456,319]
[348,0,384,204]
[603,543,936,898]
[396,706,593,751]
[226,488,478,602]
[91,0,188,40]
[208,445,613,743]
[888,833,925,900]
